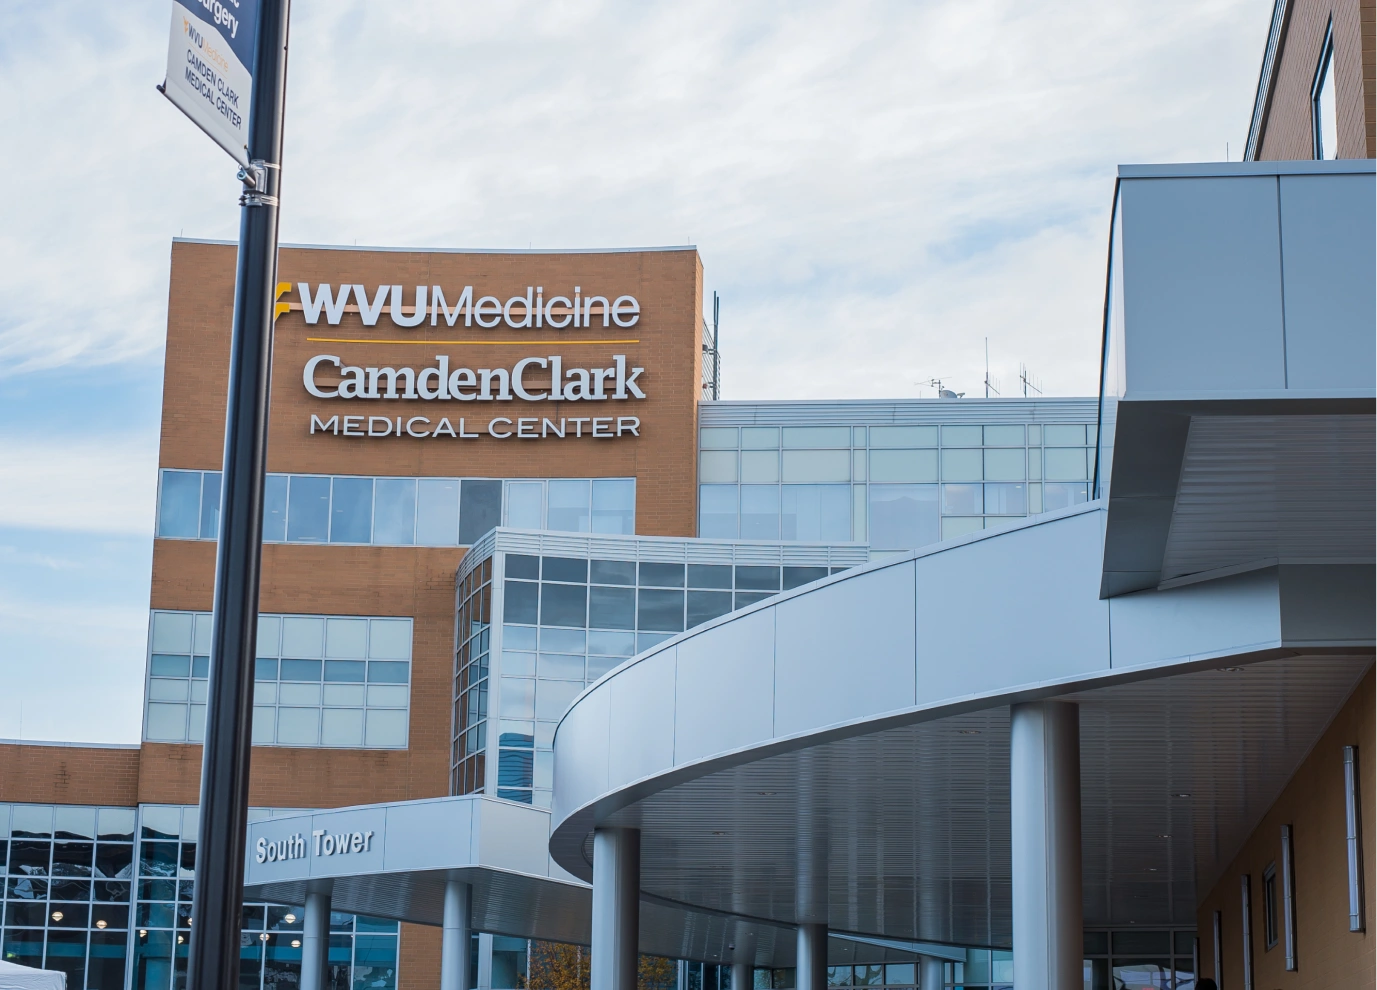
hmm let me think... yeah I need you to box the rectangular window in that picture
[780,450,850,483]
[591,479,635,535]
[698,485,738,538]
[1263,863,1279,949]
[781,485,851,541]
[868,449,938,484]
[286,476,330,542]
[740,485,781,539]
[781,426,849,448]
[145,612,411,749]
[373,478,417,545]
[1313,20,1338,159]
[157,470,634,546]
[416,478,460,545]
[546,480,591,533]
[157,471,201,539]
[740,426,779,449]
[459,479,502,544]
[869,484,939,550]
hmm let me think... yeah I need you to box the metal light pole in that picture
[186,1,291,987]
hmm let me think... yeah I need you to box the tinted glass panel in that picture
[540,584,587,627]
[506,554,539,579]
[639,562,685,588]
[459,480,502,544]
[324,660,366,682]
[547,480,590,532]
[781,485,849,541]
[286,476,330,542]
[373,478,416,545]
[262,474,288,542]
[158,471,201,538]
[687,564,732,589]
[869,484,939,550]
[686,591,732,627]
[329,477,373,543]
[590,559,636,585]
[542,557,588,583]
[740,485,780,539]
[416,478,460,546]
[735,566,780,591]
[591,478,635,535]
[280,660,322,681]
[504,581,539,624]
[637,590,684,632]
[588,587,635,630]
[698,485,738,538]
[782,566,828,590]
[198,471,222,539]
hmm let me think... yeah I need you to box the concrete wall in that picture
[1197,666,1375,988]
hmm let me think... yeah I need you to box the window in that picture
[1312,20,1338,160]
[1263,863,1279,949]
[156,471,631,545]
[0,803,135,990]
[484,548,856,806]
[144,612,411,749]
[131,804,399,990]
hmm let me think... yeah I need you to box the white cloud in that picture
[0,437,158,534]
[0,0,1271,398]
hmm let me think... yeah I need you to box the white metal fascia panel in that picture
[473,799,559,877]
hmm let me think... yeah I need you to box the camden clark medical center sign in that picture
[160,0,256,166]
[290,283,649,444]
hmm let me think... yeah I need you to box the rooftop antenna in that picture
[984,338,1000,398]
[916,377,964,399]
[1019,363,1044,398]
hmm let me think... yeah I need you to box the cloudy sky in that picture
[0,0,1271,742]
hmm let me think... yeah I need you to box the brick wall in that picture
[0,744,140,807]
[1256,0,1376,160]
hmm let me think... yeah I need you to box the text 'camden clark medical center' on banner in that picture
[161,0,258,166]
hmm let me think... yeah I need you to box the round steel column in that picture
[299,890,331,990]
[918,955,944,990]
[1010,700,1083,990]
[591,827,641,990]
[795,923,827,990]
[441,880,472,990]
[731,961,752,990]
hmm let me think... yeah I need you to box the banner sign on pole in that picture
[159,0,260,166]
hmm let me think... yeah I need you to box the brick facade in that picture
[0,241,705,988]
[1254,0,1376,160]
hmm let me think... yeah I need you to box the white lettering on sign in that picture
[304,355,646,403]
[308,414,640,441]
[295,284,641,331]
[312,829,375,857]
[255,833,307,864]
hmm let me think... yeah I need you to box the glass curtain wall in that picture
[155,472,635,546]
[453,559,493,797]
[699,424,1096,550]
[488,553,846,807]
[143,612,412,749]
[0,803,135,990]
[132,806,399,990]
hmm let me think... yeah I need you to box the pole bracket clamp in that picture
[237,160,280,208]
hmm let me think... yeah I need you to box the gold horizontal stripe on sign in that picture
[305,337,641,345]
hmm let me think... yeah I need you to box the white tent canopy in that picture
[0,959,65,990]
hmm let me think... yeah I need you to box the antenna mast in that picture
[1018,363,1044,398]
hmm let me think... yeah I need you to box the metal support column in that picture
[186,1,292,988]
[795,923,826,990]
[300,890,331,990]
[591,827,640,990]
[1010,700,1082,990]
[918,956,944,990]
[441,880,473,990]
[731,961,752,990]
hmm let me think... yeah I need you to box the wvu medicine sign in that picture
[286,282,650,443]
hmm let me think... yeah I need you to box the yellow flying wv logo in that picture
[274,282,291,322]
